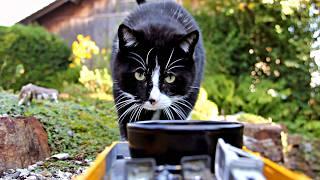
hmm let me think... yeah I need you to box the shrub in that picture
[0,25,71,90]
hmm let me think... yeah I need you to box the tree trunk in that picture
[0,116,50,172]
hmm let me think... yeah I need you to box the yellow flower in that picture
[69,63,76,68]
[71,34,102,65]
[280,0,301,15]
[101,48,107,55]
[248,3,255,10]
[191,87,219,120]
[77,34,84,41]
[74,57,81,65]
[238,3,246,11]
[262,0,274,4]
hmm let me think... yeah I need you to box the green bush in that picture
[0,25,72,90]
[189,0,320,136]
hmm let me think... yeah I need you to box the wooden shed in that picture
[19,0,137,48]
[19,0,188,49]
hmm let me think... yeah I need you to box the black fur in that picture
[136,0,146,5]
[111,1,205,139]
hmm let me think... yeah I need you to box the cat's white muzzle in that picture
[142,93,172,110]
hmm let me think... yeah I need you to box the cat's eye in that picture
[165,75,176,83]
[134,72,145,81]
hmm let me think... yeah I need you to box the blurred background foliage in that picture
[185,0,320,137]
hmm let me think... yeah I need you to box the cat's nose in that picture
[148,98,157,105]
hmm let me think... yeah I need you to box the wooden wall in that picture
[35,0,183,48]
[36,0,137,48]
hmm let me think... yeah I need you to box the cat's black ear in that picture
[179,30,199,54]
[118,24,138,48]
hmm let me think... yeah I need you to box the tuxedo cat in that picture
[111,0,205,139]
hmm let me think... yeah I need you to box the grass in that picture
[0,90,119,160]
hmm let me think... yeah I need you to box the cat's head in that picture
[114,24,199,111]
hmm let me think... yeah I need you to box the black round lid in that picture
[127,120,243,131]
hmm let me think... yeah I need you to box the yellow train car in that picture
[76,141,310,180]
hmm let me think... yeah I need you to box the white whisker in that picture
[117,101,136,111]
[129,52,145,64]
[167,65,184,72]
[172,8,179,19]
[167,58,184,69]
[170,105,184,120]
[135,106,143,122]
[128,56,146,70]
[119,104,139,124]
[116,94,135,103]
[146,48,154,66]
[185,20,192,28]
[115,94,129,103]
[186,24,193,30]
[175,9,181,19]
[116,99,138,111]
[179,98,193,107]
[129,105,139,122]
[171,104,186,119]
[163,108,169,119]
[166,107,174,120]
[174,100,192,110]
[165,48,175,70]
[113,94,129,109]
[173,103,188,115]
[164,108,171,120]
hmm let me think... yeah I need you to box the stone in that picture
[40,170,52,177]
[243,123,284,162]
[284,134,317,178]
[4,171,21,179]
[74,160,83,165]
[67,130,74,137]
[287,134,302,146]
[6,169,15,174]
[36,174,46,180]
[36,161,44,166]
[84,159,92,163]
[77,167,86,174]
[28,164,37,171]
[51,153,70,160]
[54,170,66,178]
[65,172,73,178]
[303,143,312,153]
[26,175,37,180]
[0,117,50,172]
[17,168,30,177]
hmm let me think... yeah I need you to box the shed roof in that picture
[19,0,82,24]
